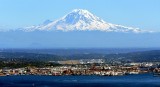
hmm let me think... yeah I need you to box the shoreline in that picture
[0,73,151,77]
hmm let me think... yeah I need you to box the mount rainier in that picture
[0,9,158,48]
[24,9,143,33]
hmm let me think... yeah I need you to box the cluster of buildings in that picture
[0,59,159,76]
[56,59,105,65]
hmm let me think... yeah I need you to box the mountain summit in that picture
[24,9,142,33]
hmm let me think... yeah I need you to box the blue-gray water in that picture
[0,74,160,87]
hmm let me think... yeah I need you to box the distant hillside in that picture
[0,52,64,62]
[66,50,160,62]
[108,50,160,62]
[0,50,160,62]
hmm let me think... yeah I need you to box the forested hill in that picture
[1,50,160,62]
[66,50,160,62]
[0,52,64,62]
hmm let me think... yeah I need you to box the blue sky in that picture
[0,0,160,31]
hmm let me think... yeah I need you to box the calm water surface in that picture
[0,74,160,87]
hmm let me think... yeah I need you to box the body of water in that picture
[0,74,160,87]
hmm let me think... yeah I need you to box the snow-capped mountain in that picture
[24,9,142,33]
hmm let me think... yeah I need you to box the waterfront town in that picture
[0,59,160,76]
